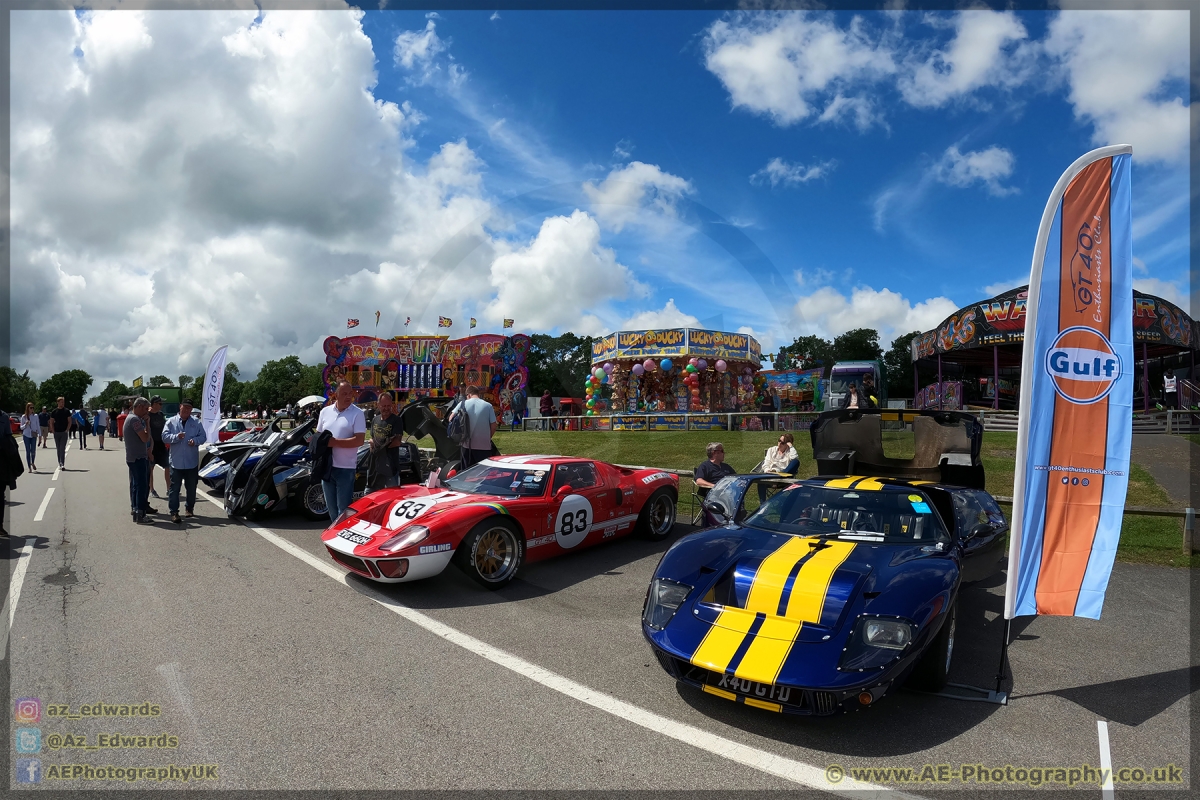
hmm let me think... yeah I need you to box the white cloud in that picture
[394,18,445,69]
[983,277,1028,297]
[794,284,958,344]
[751,157,837,187]
[898,11,1033,108]
[483,210,644,335]
[582,161,693,233]
[393,17,463,86]
[613,138,634,161]
[1134,278,1190,314]
[11,9,500,382]
[931,145,1017,196]
[1045,10,1189,164]
[621,299,701,330]
[816,94,883,132]
[702,12,895,127]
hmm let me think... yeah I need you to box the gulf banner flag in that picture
[1005,145,1133,621]
[438,316,453,328]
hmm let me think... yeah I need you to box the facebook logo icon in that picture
[16,758,42,784]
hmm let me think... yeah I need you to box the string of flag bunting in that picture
[346,314,517,331]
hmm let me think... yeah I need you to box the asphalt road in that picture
[2,440,1194,793]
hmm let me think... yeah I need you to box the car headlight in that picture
[839,616,915,671]
[379,526,430,553]
[643,578,693,631]
[863,619,912,649]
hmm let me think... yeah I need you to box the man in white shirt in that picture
[1164,373,1177,409]
[316,381,366,521]
[452,385,497,469]
[93,407,109,450]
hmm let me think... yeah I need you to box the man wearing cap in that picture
[163,399,207,524]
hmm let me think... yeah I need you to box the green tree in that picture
[525,333,594,397]
[39,370,93,408]
[0,367,39,411]
[178,375,194,390]
[298,364,326,398]
[778,335,834,371]
[884,332,921,398]
[832,328,883,362]
[254,355,306,408]
[89,380,132,410]
[148,375,172,387]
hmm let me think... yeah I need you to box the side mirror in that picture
[555,485,574,499]
[965,523,993,543]
[702,500,728,518]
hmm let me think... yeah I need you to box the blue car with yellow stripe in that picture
[643,409,1006,715]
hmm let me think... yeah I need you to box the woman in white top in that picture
[18,402,40,472]
[762,432,799,474]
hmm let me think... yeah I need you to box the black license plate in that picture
[707,672,794,704]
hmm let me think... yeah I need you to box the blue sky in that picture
[10,8,1191,382]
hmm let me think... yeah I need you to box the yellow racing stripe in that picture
[701,684,737,701]
[743,697,782,712]
[690,608,757,672]
[743,536,815,615]
[734,616,802,684]
[851,477,887,491]
[823,476,861,488]
[783,541,856,623]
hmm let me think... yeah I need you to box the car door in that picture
[550,462,610,550]
[953,489,1007,583]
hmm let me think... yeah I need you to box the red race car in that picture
[321,455,679,588]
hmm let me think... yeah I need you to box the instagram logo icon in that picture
[14,698,41,724]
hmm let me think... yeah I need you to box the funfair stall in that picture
[911,285,1199,411]
[322,333,531,424]
[588,328,762,416]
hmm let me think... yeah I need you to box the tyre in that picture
[636,488,677,541]
[299,482,329,521]
[456,517,524,589]
[907,601,956,691]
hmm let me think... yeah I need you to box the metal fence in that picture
[522,408,1200,434]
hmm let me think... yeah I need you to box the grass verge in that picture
[492,428,1194,568]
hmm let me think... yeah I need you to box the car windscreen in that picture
[744,485,949,543]
[829,373,872,395]
[442,462,549,497]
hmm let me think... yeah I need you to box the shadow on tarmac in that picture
[1016,664,1200,727]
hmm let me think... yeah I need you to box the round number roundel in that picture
[1044,326,1121,405]
[555,494,593,549]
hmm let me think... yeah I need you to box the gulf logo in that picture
[1043,326,1121,404]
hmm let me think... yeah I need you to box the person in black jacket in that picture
[0,409,21,536]
[841,382,876,410]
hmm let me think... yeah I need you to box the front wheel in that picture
[300,482,329,521]
[637,488,677,541]
[907,602,956,691]
[456,518,524,589]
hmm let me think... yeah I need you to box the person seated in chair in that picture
[758,432,799,502]
[694,442,736,497]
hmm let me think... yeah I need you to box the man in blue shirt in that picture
[163,399,207,524]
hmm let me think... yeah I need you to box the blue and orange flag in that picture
[438,316,452,328]
[1005,145,1133,621]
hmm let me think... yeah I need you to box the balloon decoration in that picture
[631,363,644,376]
[660,358,673,371]
[715,360,727,372]
[643,359,656,372]
[697,359,708,370]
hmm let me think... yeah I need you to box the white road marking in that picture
[1,541,35,661]
[52,466,61,481]
[200,490,915,798]
[1097,720,1114,800]
[33,488,55,522]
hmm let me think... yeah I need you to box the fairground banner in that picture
[1005,145,1134,620]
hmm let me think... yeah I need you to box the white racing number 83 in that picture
[554,494,593,549]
